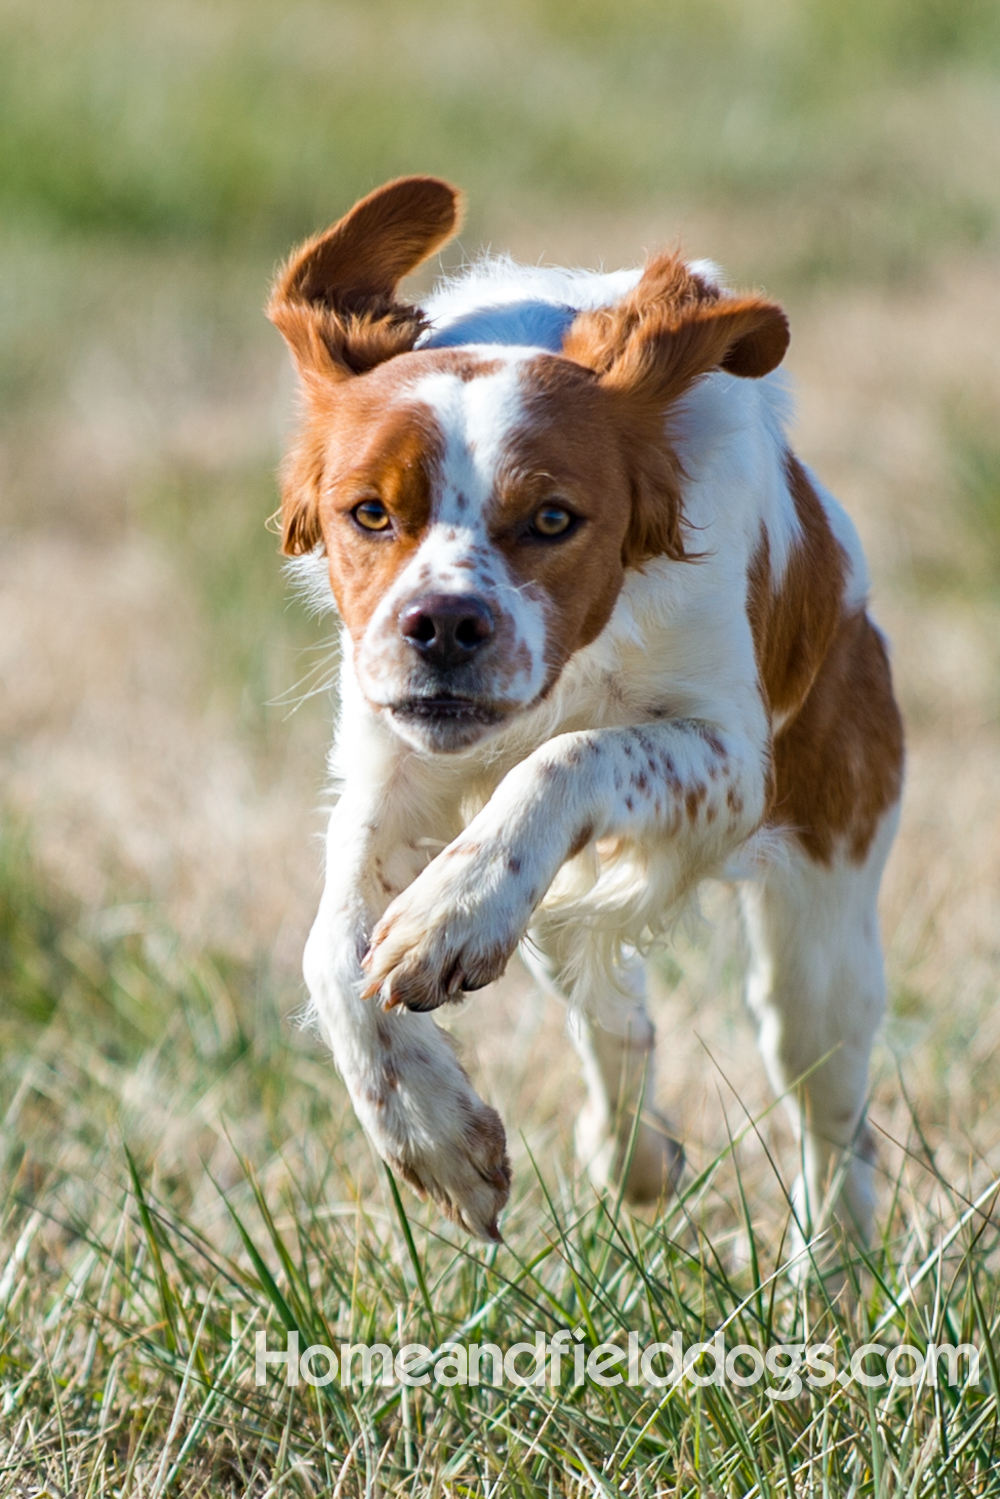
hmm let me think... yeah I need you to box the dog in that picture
[268,176,903,1245]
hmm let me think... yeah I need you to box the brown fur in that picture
[277,349,506,560]
[267,177,461,399]
[748,454,846,722]
[751,454,904,863]
[772,608,904,864]
[563,252,789,569]
[563,252,789,404]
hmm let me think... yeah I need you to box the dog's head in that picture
[269,177,789,753]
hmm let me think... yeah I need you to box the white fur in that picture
[419,256,643,352]
[298,252,899,1242]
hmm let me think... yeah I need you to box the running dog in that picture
[268,176,903,1243]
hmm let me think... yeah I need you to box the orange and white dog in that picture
[269,177,903,1244]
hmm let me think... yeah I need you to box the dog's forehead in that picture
[406,351,533,504]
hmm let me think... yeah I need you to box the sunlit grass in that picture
[1,836,998,1494]
[0,0,998,269]
[950,407,1000,587]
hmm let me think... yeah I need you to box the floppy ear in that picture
[563,254,788,569]
[270,177,461,555]
[562,252,789,408]
[268,175,462,382]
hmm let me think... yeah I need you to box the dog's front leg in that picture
[363,719,767,1012]
[304,746,511,1241]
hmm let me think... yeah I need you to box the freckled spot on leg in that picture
[507,855,521,875]
[699,728,726,759]
[375,1017,393,1048]
[456,492,468,511]
[625,796,634,812]
[685,790,699,821]
[706,805,717,824]
[726,787,744,816]
[635,772,649,792]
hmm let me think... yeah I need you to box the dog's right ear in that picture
[268,176,462,382]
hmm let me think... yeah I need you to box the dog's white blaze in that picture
[407,358,550,703]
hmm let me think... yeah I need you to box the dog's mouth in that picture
[389,694,505,728]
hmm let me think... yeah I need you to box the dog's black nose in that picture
[399,594,495,670]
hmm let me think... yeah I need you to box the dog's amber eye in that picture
[530,503,575,538]
[353,499,391,532]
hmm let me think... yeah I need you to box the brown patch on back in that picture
[748,454,846,722]
[752,452,903,862]
[771,610,903,864]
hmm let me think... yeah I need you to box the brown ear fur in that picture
[269,177,462,555]
[564,253,788,406]
[564,253,788,567]
[278,426,327,556]
[268,175,462,382]
[621,442,689,568]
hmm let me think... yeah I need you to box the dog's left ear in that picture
[270,177,462,556]
[564,254,788,569]
[268,175,462,383]
[562,253,789,408]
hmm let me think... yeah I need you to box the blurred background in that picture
[1,0,999,1257]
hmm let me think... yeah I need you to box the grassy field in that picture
[1,0,1000,1491]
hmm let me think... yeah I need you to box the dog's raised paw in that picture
[361,851,524,1010]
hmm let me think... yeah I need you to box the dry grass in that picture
[1,0,999,1489]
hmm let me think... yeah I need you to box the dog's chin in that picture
[384,696,512,754]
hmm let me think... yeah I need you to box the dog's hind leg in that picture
[522,927,683,1205]
[739,803,900,1253]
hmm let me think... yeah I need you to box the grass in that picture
[949,408,1000,589]
[2,0,1000,1489]
[1,0,998,274]
[1,838,999,1494]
